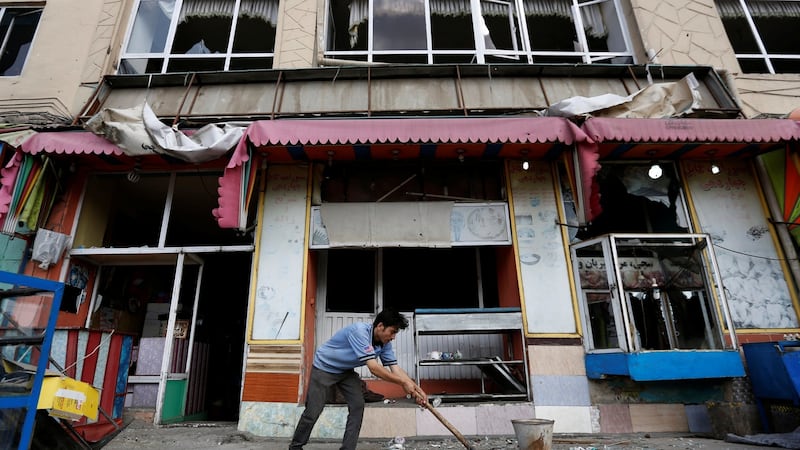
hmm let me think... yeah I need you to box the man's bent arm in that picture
[365,359,427,404]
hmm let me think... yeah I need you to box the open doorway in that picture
[88,252,251,422]
[194,252,250,421]
[74,168,257,422]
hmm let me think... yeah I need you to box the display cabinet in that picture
[0,271,64,450]
[413,308,529,402]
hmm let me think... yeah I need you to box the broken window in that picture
[571,235,732,353]
[717,0,800,73]
[0,7,42,76]
[324,0,632,64]
[567,162,735,353]
[75,171,253,248]
[324,247,499,313]
[119,0,277,74]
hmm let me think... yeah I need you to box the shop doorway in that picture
[73,169,256,423]
[85,251,251,423]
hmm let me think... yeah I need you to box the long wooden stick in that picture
[423,402,473,449]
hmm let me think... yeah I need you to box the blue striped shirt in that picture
[313,322,398,373]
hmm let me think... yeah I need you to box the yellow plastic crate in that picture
[37,375,100,421]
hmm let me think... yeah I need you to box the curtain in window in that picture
[347,0,606,49]
[716,0,800,18]
[178,0,279,25]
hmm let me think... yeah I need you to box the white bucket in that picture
[511,418,555,450]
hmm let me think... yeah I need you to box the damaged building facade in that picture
[2,0,800,443]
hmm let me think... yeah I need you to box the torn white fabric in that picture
[142,103,244,163]
[320,202,453,248]
[85,103,158,156]
[545,73,702,119]
[85,102,244,163]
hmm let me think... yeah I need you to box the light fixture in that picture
[710,163,721,175]
[456,149,465,163]
[126,161,141,183]
[323,150,335,180]
[521,149,530,171]
[522,160,530,171]
[651,278,661,300]
[648,162,663,180]
[391,149,400,161]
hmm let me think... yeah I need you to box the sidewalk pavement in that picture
[97,419,771,450]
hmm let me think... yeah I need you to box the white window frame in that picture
[119,0,276,74]
[0,6,43,77]
[571,233,737,354]
[719,0,800,74]
[323,0,633,64]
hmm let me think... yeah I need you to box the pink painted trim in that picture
[0,150,23,219]
[244,116,581,146]
[582,117,800,143]
[212,162,245,229]
[214,117,587,229]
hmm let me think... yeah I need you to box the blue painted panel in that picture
[114,335,133,418]
[742,341,800,403]
[585,353,630,379]
[628,351,744,380]
[586,350,745,381]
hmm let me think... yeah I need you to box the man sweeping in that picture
[289,309,427,450]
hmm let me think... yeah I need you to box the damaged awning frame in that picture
[575,117,800,223]
[213,116,591,229]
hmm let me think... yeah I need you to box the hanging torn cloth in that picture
[85,102,244,163]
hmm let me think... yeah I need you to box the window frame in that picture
[717,0,800,74]
[323,0,634,64]
[322,246,498,314]
[571,233,738,354]
[119,0,277,74]
[0,6,43,77]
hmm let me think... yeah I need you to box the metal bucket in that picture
[511,418,555,450]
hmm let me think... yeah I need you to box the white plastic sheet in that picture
[31,228,70,269]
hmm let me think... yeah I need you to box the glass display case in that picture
[570,233,744,380]
[413,308,529,401]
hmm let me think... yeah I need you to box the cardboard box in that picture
[3,358,100,421]
[37,375,100,421]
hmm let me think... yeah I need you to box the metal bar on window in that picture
[224,0,243,71]
[0,10,15,69]
[738,0,775,73]
[572,0,592,64]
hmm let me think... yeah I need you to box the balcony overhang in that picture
[79,64,741,124]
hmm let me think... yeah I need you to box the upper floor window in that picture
[120,0,278,74]
[717,0,800,73]
[0,7,43,76]
[324,0,633,64]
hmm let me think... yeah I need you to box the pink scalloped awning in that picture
[20,131,124,155]
[578,117,800,221]
[214,117,589,228]
[244,116,582,147]
[583,117,800,145]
